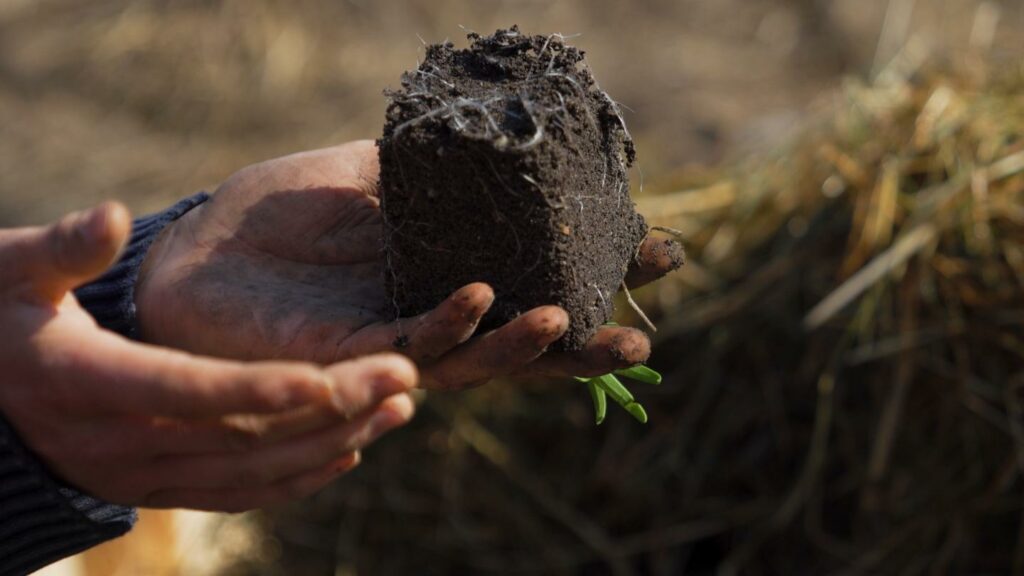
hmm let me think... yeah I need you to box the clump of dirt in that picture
[378,26,648,350]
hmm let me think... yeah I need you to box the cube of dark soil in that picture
[378,26,647,351]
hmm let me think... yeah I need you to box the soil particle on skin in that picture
[653,239,687,271]
[378,26,648,350]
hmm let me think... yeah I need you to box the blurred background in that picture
[7,0,1024,574]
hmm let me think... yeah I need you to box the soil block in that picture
[378,26,648,351]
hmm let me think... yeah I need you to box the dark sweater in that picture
[0,193,209,575]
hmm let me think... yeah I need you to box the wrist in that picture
[74,192,210,339]
[134,201,203,344]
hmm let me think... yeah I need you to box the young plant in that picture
[575,364,662,424]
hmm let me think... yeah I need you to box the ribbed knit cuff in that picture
[0,418,135,576]
[75,192,210,338]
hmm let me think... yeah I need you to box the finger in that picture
[144,394,413,489]
[211,393,405,452]
[113,409,336,457]
[83,339,331,418]
[74,405,357,459]
[323,354,418,418]
[4,203,132,303]
[510,326,651,380]
[70,333,416,418]
[420,306,569,390]
[144,353,418,452]
[624,235,686,289]
[142,452,361,512]
[338,283,494,361]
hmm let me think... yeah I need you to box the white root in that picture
[650,225,686,240]
[621,281,658,333]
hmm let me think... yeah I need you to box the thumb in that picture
[25,202,132,302]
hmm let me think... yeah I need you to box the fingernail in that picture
[471,293,495,320]
[481,289,496,307]
[665,239,686,270]
[458,286,494,320]
[608,331,651,365]
[538,309,570,342]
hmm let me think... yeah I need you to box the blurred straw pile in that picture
[223,62,1024,575]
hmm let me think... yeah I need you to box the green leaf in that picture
[586,381,607,425]
[625,402,649,423]
[594,374,632,404]
[594,374,648,424]
[614,365,663,385]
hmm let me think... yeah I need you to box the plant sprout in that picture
[575,364,662,424]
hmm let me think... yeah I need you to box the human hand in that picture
[0,203,417,512]
[136,141,683,389]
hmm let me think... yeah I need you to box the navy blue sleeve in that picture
[0,419,136,576]
[0,192,210,575]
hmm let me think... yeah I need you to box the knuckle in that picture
[239,381,289,414]
[259,367,324,410]
[453,292,488,322]
[247,381,292,412]
[414,331,456,360]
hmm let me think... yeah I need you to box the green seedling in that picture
[574,300,666,424]
[585,380,607,424]
[575,365,662,425]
